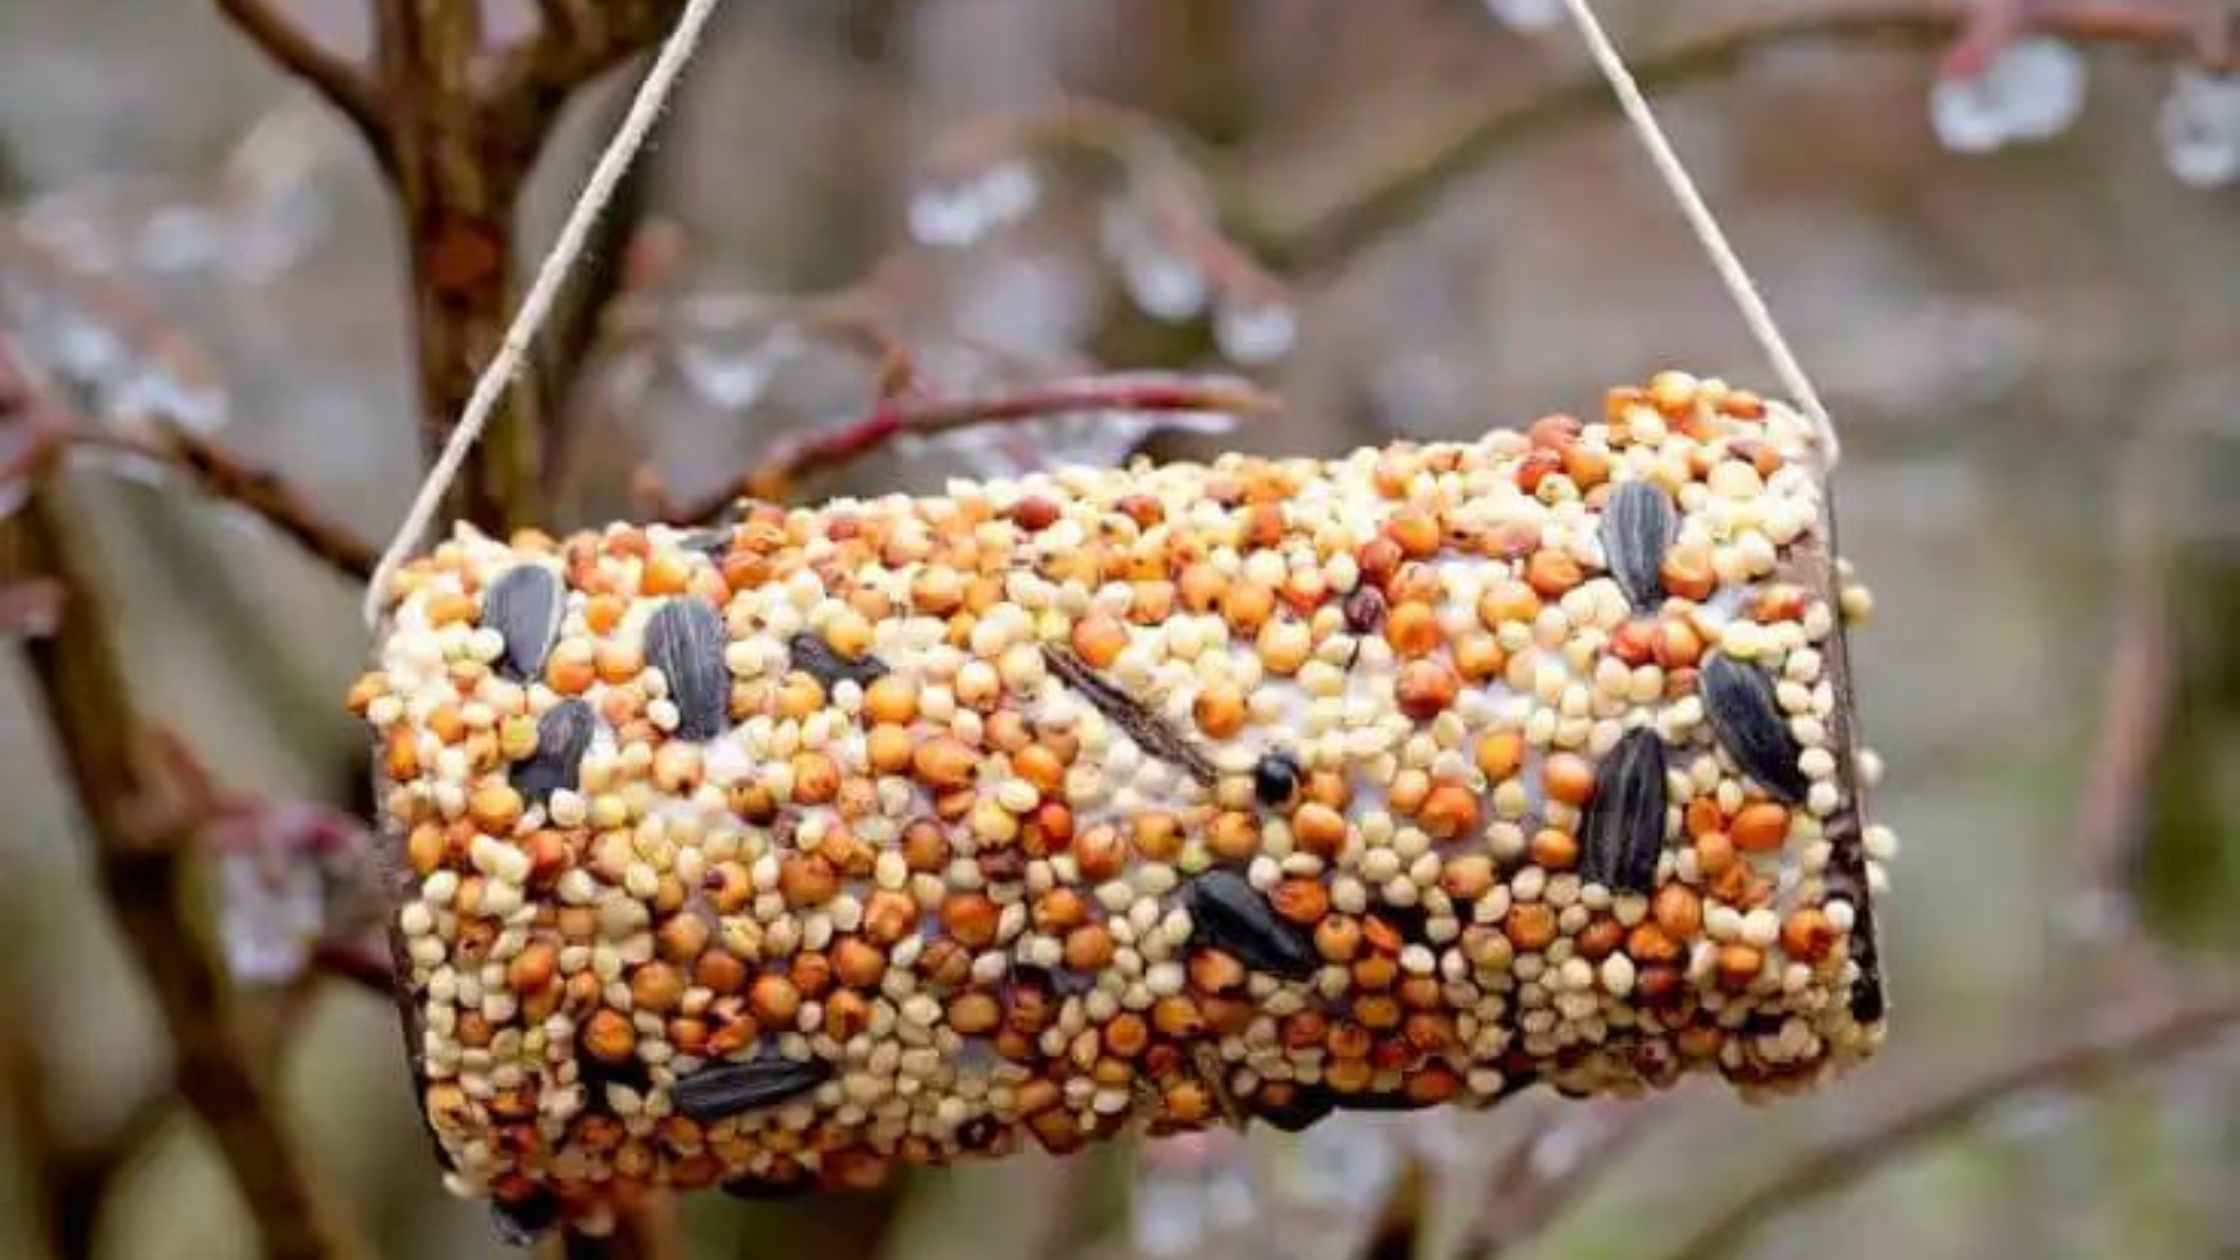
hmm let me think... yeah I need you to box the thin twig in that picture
[1251,1,2236,276]
[212,0,389,164]
[2065,433,2174,931]
[73,426,379,581]
[308,939,399,997]
[650,373,1281,519]
[1662,997,2240,1260]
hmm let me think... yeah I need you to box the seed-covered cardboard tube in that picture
[350,372,1893,1240]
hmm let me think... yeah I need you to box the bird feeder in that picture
[349,370,1893,1240]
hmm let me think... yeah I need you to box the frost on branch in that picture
[209,802,384,987]
[1930,38,2088,154]
[908,161,1043,248]
[2159,68,2240,188]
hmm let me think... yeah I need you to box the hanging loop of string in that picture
[1556,0,1842,470]
[362,0,726,627]
[366,0,1840,626]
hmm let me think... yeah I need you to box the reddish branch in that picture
[307,938,400,998]
[2,337,352,1260]
[1662,996,2240,1260]
[1253,1,2239,274]
[0,359,375,581]
[74,425,380,580]
[646,373,1281,520]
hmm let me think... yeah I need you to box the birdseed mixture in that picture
[351,371,1895,1238]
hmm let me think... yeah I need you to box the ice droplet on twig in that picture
[2159,68,2240,188]
[219,850,327,984]
[1213,299,1297,365]
[907,162,1042,248]
[1123,247,1210,323]
[1102,204,1209,323]
[1484,0,1562,33]
[672,325,802,411]
[211,802,384,986]
[1929,37,2087,154]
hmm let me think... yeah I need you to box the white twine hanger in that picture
[1556,0,1843,468]
[366,0,1842,627]
[363,0,726,626]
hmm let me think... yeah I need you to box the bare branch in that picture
[213,0,389,164]
[71,425,378,581]
[1663,996,2240,1260]
[646,373,1281,519]
[307,939,397,997]
[1250,2,2237,276]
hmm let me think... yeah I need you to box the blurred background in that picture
[3,1,2238,1258]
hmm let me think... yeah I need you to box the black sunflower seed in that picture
[1253,750,1302,807]
[488,1192,558,1247]
[671,1055,833,1122]
[484,565,560,681]
[1700,655,1809,802]
[787,631,888,690]
[510,699,594,802]
[1601,480,1675,611]
[1186,870,1317,979]
[1580,727,1669,893]
[646,597,730,740]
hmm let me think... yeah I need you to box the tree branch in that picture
[72,425,378,581]
[1249,2,2236,276]
[1662,996,2240,1260]
[645,372,1281,519]
[213,0,389,165]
